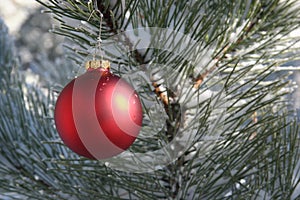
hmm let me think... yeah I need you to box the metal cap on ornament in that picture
[85,59,110,70]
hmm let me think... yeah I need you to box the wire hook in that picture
[87,0,104,61]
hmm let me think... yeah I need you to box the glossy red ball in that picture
[54,67,143,159]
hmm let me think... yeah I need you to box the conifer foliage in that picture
[1,0,300,199]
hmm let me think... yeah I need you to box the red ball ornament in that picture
[54,60,143,160]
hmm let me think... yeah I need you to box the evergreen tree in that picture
[1,0,300,199]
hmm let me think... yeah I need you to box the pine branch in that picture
[193,5,260,89]
[9,0,299,199]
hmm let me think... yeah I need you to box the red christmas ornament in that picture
[54,60,143,160]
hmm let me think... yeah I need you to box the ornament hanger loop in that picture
[87,0,104,62]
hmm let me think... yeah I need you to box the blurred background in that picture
[0,0,71,87]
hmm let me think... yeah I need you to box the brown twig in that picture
[193,64,218,89]
[152,82,169,105]
[193,19,258,89]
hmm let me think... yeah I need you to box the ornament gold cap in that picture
[85,60,110,70]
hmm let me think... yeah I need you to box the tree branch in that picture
[193,19,258,89]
